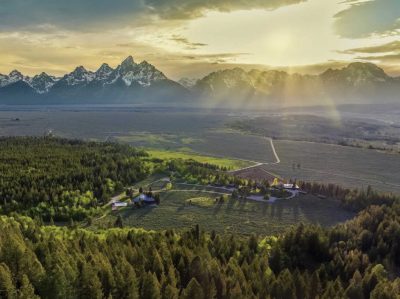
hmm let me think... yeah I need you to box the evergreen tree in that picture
[141,272,161,299]
[18,275,39,299]
[0,263,16,299]
[181,278,204,299]
[79,265,103,299]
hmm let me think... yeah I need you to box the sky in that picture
[0,0,400,79]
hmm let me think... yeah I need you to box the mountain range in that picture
[1,56,399,106]
[0,56,188,104]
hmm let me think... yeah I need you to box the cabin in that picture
[283,183,300,190]
[111,201,128,211]
[133,194,156,205]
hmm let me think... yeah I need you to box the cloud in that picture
[334,0,400,38]
[0,0,306,31]
[341,40,400,65]
[146,0,306,20]
[169,35,207,49]
[355,53,400,64]
[342,41,400,54]
[182,53,249,63]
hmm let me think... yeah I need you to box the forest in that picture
[0,137,152,221]
[0,137,399,298]
[0,202,399,298]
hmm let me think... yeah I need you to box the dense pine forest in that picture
[0,137,152,221]
[0,137,399,298]
[0,203,399,298]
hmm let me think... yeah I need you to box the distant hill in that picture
[1,58,399,106]
[191,62,400,107]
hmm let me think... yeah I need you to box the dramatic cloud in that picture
[0,0,305,31]
[342,41,400,54]
[334,0,400,38]
[3,0,400,78]
[145,0,306,20]
[341,40,400,66]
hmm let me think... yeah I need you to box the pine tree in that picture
[0,263,16,299]
[79,264,103,299]
[18,275,39,299]
[162,284,179,299]
[141,272,161,299]
[50,265,72,299]
[125,267,139,299]
[310,271,322,299]
[181,278,204,299]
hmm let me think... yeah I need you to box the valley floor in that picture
[1,105,399,193]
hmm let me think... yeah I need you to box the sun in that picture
[267,32,292,53]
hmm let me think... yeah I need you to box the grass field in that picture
[1,107,399,193]
[266,140,400,193]
[146,149,254,170]
[93,190,355,235]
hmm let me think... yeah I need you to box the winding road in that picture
[228,136,280,173]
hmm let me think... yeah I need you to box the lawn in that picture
[93,190,355,236]
[146,149,254,170]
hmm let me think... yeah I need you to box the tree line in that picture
[0,137,152,221]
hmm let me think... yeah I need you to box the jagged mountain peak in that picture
[72,66,89,75]
[122,55,134,64]
[30,72,57,94]
[96,63,113,74]
[119,56,136,73]
[9,70,23,79]
[33,72,51,80]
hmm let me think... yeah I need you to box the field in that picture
[265,140,400,192]
[146,149,254,170]
[93,188,355,235]
[1,106,400,193]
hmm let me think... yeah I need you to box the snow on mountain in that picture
[0,73,9,87]
[30,72,58,93]
[59,66,95,86]
[121,61,167,87]
[0,56,180,97]
[106,56,168,87]
[1,58,399,106]
[94,63,114,81]
[0,70,26,87]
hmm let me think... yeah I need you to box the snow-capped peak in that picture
[0,70,25,87]
[61,66,95,86]
[8,70,24,83]
[96,63,113,75]
[95,63,114,81]
[0,55,170,92]
[119,56,137,75]
[30,72,57,93]
[120,59,167,87]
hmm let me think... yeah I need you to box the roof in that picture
[283,184,299,189]
[112,201,128,207]
[133,194,156,203]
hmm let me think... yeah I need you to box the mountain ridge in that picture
[0,58,399,106]
[0,56,189,104]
